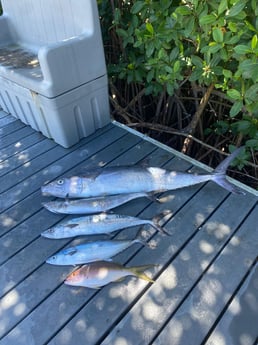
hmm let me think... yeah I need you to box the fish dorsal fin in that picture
[214,146,244,174]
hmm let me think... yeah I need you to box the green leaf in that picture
[246,138,258,149]
[228,22,237,33]
[146,22,154,35]
[239,60,258,82]
[230,100,243,117]
[146,69,155,83]
[208,43,223,54]
[234,45,251,55]
[199,14,217,26]
[189,68,203,81]
[227,89,241,100]
[251,35,258,50]
[212,28,224,43]
[167,83,175,96]
[176,6,192,16]
[245,84,258,103]
[223,69,232,78]
[173,60,180,73]
[116,29,128,39]
[191,55,203,68]
[131,1,145,14]
[218,0,228,15]
[169,47,179,62]
[146,42,155,57]
[236,120,251,132]
[165,66,173,74]
[227,1,247,18]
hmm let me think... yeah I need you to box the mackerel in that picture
[41,213,169,238]
[46,238,145,265]
[42,192,156,215]
[41,147,245,198]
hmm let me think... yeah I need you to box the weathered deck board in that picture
[0,111,257,345]
[205,264,258,345]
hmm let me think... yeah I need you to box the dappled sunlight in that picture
[199,240,214,254]
[205,221,231,240]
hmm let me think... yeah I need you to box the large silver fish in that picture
[41,147,245,198]
[64,261,155,289]
[42,192,156,214]
[41,213,169,238]
[46,237,145,266]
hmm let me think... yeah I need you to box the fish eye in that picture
[57,179,64,185]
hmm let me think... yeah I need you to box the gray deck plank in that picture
[0,125,36,149]
[152,204,258,345]
[0,112,257,345]
[0,137,56,178]
[204,263,258,345]
[97,190,257,345]
[0,132,45,164]
[0,118,26,137]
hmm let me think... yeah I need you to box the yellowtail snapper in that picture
[64,261,155,289]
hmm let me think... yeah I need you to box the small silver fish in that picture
[46,237,145,266]
[42,192,156,214]
[41,147,245,198]
[64,261,155,289]
[41,213,169,238]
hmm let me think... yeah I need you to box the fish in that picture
[41,213,169,239]
[64,261,155,289]
[46,237,145,266]
[41,147,245,198]
[42,192,157,215]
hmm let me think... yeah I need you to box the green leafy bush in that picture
[102,1,258,160]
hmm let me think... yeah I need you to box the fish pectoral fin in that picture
[67,224,79,229]
[114,277,127,283]
[66,249,77,256]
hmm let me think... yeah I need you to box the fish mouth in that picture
[41,185,52,196]
[41,230,53,239]
[46,258,53,264]
[42,202,52,211]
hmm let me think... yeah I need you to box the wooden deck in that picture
[0,110,257,345]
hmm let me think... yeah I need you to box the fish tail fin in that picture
[211,174,245,195]
[211,147,245,195]
[130,264,156,283]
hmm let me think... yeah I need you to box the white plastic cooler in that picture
[0,0,110,147]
